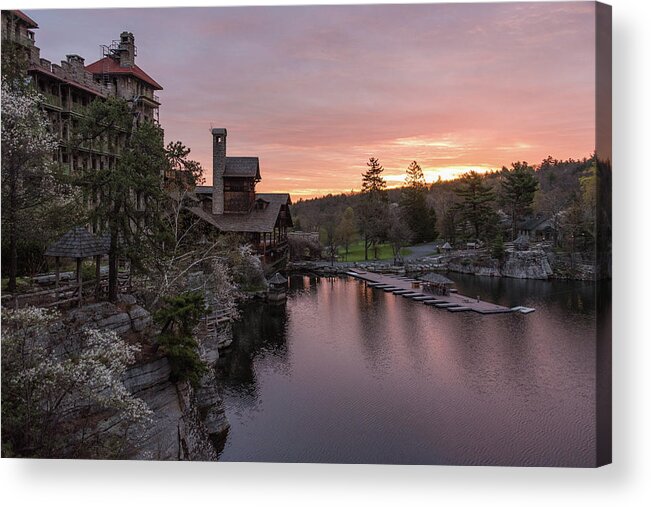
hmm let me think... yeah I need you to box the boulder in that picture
[128,305,152,332]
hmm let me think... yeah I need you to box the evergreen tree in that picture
[491,233,505,261]
[358,157,388,260]
[399,161,437,243]
[453,171,496,241]
[164,140,204,190]
[71,97,170,301]
[500,161,539,240]
[361,157,387,194]
[155,292,208,386]
[405,160,426,189]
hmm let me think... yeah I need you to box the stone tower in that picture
[117,31,135,67]
[212,128,227,215]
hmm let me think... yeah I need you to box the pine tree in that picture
[154,292,208,386]
[361,157,388,194]
[399,161,437,243]
[453,171,496,241]
[358,157,388,260]
[405,160,426,189]
[500,161,539,240]
[72,97,170,301]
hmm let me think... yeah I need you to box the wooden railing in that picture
[41,92,62,109]
[1,273,130,310]
[255,239,288,256]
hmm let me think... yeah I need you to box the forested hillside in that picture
[292,155,597,261]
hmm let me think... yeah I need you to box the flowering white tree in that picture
[1,306,152,458]
[1,82,74,289]
[137,190,255,317]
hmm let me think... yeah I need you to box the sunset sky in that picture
[27,2,596,198]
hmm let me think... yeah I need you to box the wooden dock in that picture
[346,270,534,315]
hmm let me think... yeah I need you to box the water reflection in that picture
[216,301,290,398]
[217,274,603,466]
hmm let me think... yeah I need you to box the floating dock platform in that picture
[346,270,534,315]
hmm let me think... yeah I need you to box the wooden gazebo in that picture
[267,272,288,303]
[419,272,455,296]
[44,227,109,306]
[268,272,288,287]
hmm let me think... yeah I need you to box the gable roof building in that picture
[188,129,293,270]
[518,215,557,242]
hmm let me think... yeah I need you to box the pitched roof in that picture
[520,216,550,231]
[188,193,291,233]
[85,57,163,90]
[419,273,455,285]
[12,10,38,29]
[224,157,260,179]
[442,242,452,249]
[45,227,109,258]
[268,273,288,285]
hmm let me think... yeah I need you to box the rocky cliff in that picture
[66,297,230,460]
[437,249,553,279]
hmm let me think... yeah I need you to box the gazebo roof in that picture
[442,242,452,249]
[268,272,288,285]
[419,273,455,285]
[45,227,109,258]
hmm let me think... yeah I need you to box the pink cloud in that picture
[27,2,596,198]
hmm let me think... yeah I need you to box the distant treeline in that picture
[292,155,599,261]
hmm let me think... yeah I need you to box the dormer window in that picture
[255,198,269,210]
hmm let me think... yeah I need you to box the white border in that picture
[2,1,649,505]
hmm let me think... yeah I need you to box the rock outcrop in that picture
[499,250,554,279]
[123,358,219,461]
[289,242,600,281]
[62,299,231,460]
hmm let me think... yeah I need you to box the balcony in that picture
[65,102,87,116]
[12,33,35,48]
[133,94,160,107]
[40,92,62,110]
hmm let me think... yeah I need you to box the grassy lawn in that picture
[337,240,412,262]
[1,276,33,294]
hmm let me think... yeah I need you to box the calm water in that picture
[216,273,605,466]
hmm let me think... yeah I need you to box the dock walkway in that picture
[346,270,534,315]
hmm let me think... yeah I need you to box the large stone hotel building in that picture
[1,10,162,175]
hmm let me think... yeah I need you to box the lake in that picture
[216,273,606,466]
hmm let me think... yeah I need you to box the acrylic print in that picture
[0,2,611,467]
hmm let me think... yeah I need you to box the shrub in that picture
[491,234,505,261]
[154,292,208,387]
[1,306,152,458]
[157,332,207,386]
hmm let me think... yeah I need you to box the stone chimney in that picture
[118,31,135,67]
[212,128,227,215]
[66,54,85,69]
[65,55,85,81]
